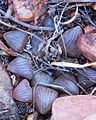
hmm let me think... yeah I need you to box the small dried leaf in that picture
[0,40,16,56]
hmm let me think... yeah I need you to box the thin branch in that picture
[60,4,79,25]
[51,61,96,68]
[57,3,69,27]
[79,9,96,27]
[0,9,54,31]
[0,19,57,52]
[44,29,63,52]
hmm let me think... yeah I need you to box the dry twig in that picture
[0,9,54,31]
[51,61,96,68]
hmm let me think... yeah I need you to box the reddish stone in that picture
[76,33,96,62]
[9,0,47,23]
[52,95,96,120]
[91,3,96,10]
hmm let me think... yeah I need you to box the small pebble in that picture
[27,112,38,120]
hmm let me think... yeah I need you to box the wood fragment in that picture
[51,61,96,68]
[0,40,16,56]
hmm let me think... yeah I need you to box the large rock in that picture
[76,33,96,62]
[52,95,96,120]
[0,62,20,119]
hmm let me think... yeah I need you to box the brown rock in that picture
[76,33,96,62]
[9,0,47,23]
[0,61,20,119]
[52,95,96,120]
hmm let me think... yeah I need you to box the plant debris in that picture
[0,0,96,120]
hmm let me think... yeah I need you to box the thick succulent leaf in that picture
[54,74,79,95]
[7,57,33,79]
[32,71,53,86]
[58,26,83,57]
[35,86,58,114]
[13,79,32,102]
[4,30,28,52]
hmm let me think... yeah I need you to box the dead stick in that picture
[51,61,96,68]
[0,9,54,31]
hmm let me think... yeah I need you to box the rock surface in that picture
[84,25,96,34]
[0,62,20,119]
[52,95,96,120]
[10,0,47,23]
[76,33,96,62]
[83,113,96,120]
